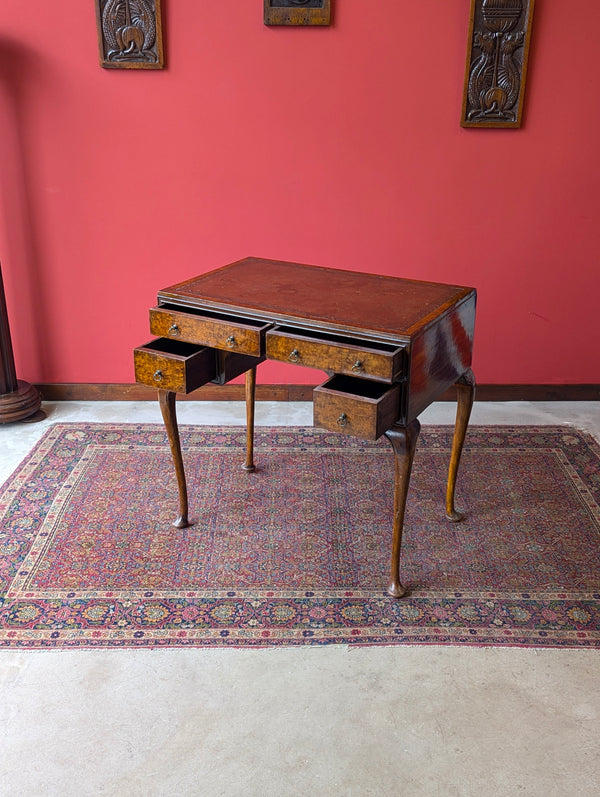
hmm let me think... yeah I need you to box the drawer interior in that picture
[140,338,207,357]
[158,303,269,329]
[320,374,395,400]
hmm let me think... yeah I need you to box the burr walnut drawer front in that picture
[313,375,402,441]
[149,304,271,357]
[266,325,405,382]
[134,338,216,394]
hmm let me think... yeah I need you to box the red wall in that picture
[1,1,598,387]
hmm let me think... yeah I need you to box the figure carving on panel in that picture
[462,0,534,128]
[96,0,164,69]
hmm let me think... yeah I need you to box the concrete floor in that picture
[1,401,599,797]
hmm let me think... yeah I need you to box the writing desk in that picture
[134,258,476,597]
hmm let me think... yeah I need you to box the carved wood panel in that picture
[95,0,164,69]
[264,0,331,26]
[461,0,535,128]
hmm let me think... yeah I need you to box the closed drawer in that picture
[134,338,216,394]
[266,325,405,382]
[313,375,402,441]
[150,304,271,357]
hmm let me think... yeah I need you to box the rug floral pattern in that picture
[1,424,599,648]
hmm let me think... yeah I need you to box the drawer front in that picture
[134,338,216,394]
[266,326,405,383]
[313,375,401,441]
[150,306,270,357]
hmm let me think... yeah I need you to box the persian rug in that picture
[1,423,599,649]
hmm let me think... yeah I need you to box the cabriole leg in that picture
[243,366,257,472]
[384,419,421,598]
[446,368,476,522]
[158,389,190,529]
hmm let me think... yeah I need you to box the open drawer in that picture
[266,325,405,383]
[134,338,216,394]
[313,374,402,441]
[149,304,271,357]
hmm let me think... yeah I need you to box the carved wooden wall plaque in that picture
[461,0,535,128]
[96,0,164,69]
[264,0,331,27]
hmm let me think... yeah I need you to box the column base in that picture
[0,380,45,424]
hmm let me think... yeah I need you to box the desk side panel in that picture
[405,292,476,422]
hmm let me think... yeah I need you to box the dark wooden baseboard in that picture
[35,383,600,402]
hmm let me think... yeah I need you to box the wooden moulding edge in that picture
[34,383,600,402]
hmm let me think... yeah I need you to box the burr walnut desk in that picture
[134,257,477,597]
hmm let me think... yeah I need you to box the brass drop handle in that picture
[289,348,300,362]
[153,370,164,383]
[168,324,180,336]
[351,360,363,373]
[226,335,236,348]
[337,413,348,427]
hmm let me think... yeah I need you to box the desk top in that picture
[158,258,476,341]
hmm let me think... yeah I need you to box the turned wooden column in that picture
[0,263,44,423]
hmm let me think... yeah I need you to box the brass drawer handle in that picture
[226,335,236,348]
[289,348,300,362]
[351,360,363,373]
[337,413,348,427]
[168,324,180,336]
[153,370,164,383]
